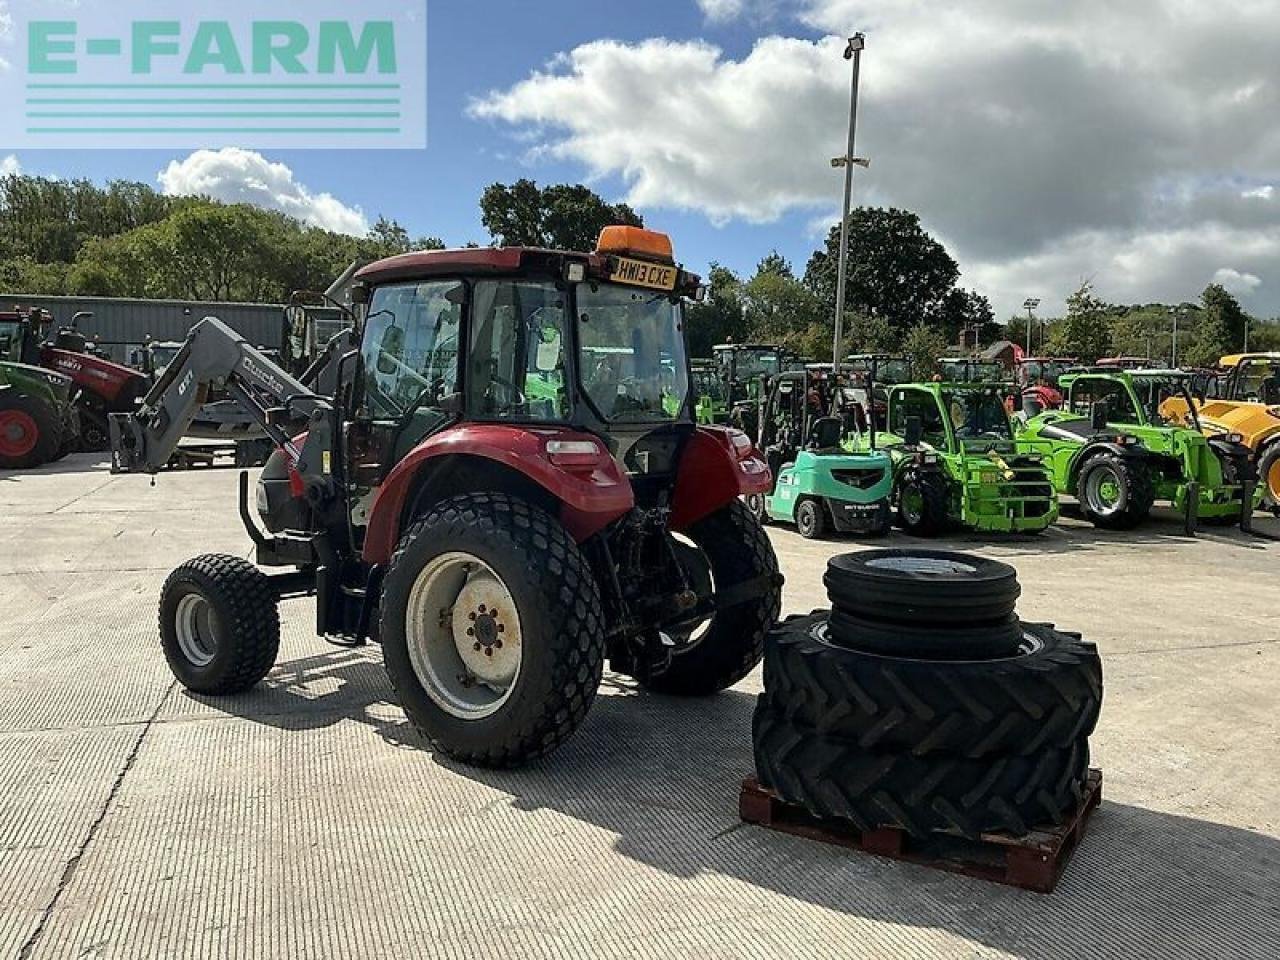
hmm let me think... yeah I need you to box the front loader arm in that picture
[109,316,331,475]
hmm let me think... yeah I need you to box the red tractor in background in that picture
[1,307,149,450]
[1013,356,1078,416]
[110,226,783,767]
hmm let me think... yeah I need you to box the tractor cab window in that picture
[1237,359,1280,403]
[468,281,569,421]
[889,390,947,448]
[943,388,1013,447]
[0,320,16,361]
[578,283,690,422]
[359,281,464,422]
[1069,379,1140,424]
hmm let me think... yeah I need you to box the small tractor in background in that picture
[938,357,1009,384]
[1160,353,1280,514]
[0,306,149,451]
[1014,356,1078,415]
[109,226,782,767]
[849,374,1058,536]
[0,360,78,470]
[747,365,893,538]
[1019,369,1257,531]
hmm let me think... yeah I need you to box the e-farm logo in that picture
[1,1,427,149]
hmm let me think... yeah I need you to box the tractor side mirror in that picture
[904,415,923,446]
[1091,400,1110,431]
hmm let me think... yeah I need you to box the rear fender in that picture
[669,426,771,531]
[362,425,634,565]
[1069,440,1143,487]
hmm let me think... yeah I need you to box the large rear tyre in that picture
[379,493,606,767]
[159,555,280,695]
[0,394,62,470]
[895,470,950,537]
[753,706,1090,840]
[1078,453,1154,529]
[639,500,781,696]
[761,614,1102,758]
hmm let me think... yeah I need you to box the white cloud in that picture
[1242,185,1274,200]
[157,148,369,236]
[697,0,746,20]
[0,154,18,177]
[475,1,1280,317]
[1212,267,1263,295]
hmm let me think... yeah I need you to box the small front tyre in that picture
[159,555,280,695]
[1078,453,1153,529]
[795,498,827,540]
[896,470,950,537]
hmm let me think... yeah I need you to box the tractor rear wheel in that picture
[1260,443,1280,515]
[0,394,62,470]
[640,500,781,696]
[1078,453,1153,529]
[895,470,950,537]
[745,492,770,525]
[380,493,606,767]
[159,555,280,694]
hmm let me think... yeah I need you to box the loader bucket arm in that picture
[109,316,330,474]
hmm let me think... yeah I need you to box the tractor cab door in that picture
[345,280,466,527]
[1067,378,1142,427]
[888,388,949,451]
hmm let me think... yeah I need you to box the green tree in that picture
[1047,284,1113,362]
[479,180,642,251]
[1186,284,1250,366]
[804,207,960,337]
[936,287,996,346]
[741,253,828,357]
[685,264,747,357]
[901,323,949,380]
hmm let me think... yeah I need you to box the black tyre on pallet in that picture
[1077,452,1154,529]
[761,614,1103,759]
[379,493,606,768]
[895,469,950,537]
[827,607,1025,660]
[640,499,782,696]
[752,706,1090,840]
[0,393,63,470]
[823,549,1020,626]
[159,554,281,695]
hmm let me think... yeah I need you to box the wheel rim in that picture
[901,485,924,525]
[746,493,765,519]
[405,552,523,720]
[798,503,815,535]
[175,593,219,667]
[1085,466,1125,517]
[0,410,39,459]
[865,556,979,576]
[1267,456,1280,503]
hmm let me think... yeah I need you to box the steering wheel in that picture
[486,373,526,412]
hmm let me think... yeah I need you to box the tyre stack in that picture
[753,549,1102,841]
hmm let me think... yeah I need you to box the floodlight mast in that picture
[831,33,867,378]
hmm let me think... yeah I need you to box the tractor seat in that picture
[807,417,844,452]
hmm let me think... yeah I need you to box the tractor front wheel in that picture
[0,394,62,470]
[896,470,949,537]
[640,500,781,697]
[159,555,280,695]
[1260,443,1280,515]
[379,493,606,767]
[1078,453,1153,529]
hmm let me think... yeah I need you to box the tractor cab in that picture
[938,358,1008,384]
[747,368,893,538]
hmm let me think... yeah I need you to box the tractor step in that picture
[739,768,1102,894]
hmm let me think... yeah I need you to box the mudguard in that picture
[362,424,634,564]
[670,426,771,531]
[1069,439,1145,484]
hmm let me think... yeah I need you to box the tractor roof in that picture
[1220,352,1280,365]
[355,247,591,285]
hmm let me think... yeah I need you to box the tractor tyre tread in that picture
[1078,452,1154,530]
[0,393,63,469]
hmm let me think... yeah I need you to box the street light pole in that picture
[1023,298,1041,356]
[1171,307,1180,368]
[831,33,866,372]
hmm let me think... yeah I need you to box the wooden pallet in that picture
[740,769,1102,894]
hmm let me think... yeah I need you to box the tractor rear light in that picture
[728,429,754,457]
[564,261,587,284]
[1226,432,1244,444]
[545,439,605,468]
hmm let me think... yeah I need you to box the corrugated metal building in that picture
[0,294,290,364]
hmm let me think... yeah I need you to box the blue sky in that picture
[6,0,1280,320]
[9,2,828,285]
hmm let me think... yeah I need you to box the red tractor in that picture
[1014,356,1078,415]
[1,307,150,450]
[111,226,782,767]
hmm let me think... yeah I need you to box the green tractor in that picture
[696,343,791,431]
[0,362,78,470]
[746,366,893,538]
[1018,369,1258,531]
[851,379,1059,536]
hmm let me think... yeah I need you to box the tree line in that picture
[2,171,1275,364]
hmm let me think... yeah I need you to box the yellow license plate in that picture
[610,256,677,291]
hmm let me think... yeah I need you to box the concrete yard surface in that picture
[1,456,1278,959]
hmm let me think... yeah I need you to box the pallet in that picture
[740,768,1102,894]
